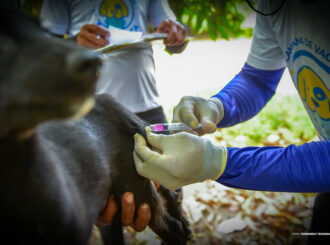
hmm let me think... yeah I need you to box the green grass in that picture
[218,95,317,146]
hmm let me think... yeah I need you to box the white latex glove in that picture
[133,132,227,190]
[173,96,224,135]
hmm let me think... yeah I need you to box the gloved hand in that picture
[133,132,227,190]
[172,96,224,135]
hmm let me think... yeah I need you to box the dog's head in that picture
[0,7,101,138]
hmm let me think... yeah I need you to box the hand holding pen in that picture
[77,24,110,49]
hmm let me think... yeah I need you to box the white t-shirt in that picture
[246,0,329,139]
[40,0,176,113]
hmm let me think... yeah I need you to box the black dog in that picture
[0,7,191,245]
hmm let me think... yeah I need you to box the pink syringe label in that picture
[153,124,165,132]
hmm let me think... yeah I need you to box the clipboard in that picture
[95,32,168,54]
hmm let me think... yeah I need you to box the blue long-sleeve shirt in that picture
[212,63,330,193]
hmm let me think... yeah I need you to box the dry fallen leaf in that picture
[216,216,247,234]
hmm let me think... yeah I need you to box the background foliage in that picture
[21,0,43,18]
[217,95,317,147]
[169,0,254,40]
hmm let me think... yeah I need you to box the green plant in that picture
[169,0,254,40]
[219,95,317,146]
[21,0,43,18]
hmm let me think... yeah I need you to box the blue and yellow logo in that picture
[99,0,135,29]
[298,66,330,120]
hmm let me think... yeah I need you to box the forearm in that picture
[212,63,285,127]
[217,140,330,193]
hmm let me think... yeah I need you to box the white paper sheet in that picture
[108,26,143,44]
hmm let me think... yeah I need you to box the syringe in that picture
[148,123,202,133]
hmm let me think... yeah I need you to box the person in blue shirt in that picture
[133,0,330,242]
